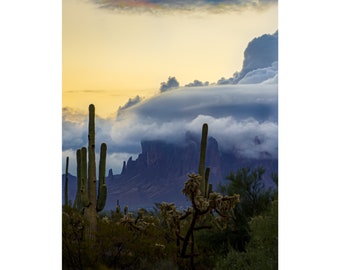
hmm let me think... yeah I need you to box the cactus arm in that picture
[80,147,89,206]
[204,167,210,198]
[73,149,82,209]
[65,156,69,206]
[198,123,208,196]
[96,143,107,212]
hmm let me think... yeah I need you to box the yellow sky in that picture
[63,0,278,118]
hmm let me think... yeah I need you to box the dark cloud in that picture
[94,0,277,13]
[160,76,180,92]
[185,80,209,87]
[218,31,278,85]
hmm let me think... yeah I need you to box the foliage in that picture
[214,199,278,270]
[63,170,277,270]
[218,166,274,219]
[63,117,278,269]
[63,206,179,269]
[159,173,240,269]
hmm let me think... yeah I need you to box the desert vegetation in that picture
[62,104,278,269]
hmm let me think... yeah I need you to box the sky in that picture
[62,0,279,176]
[3,1,340,269]
[63,0,278,117]
[62,27,279,176]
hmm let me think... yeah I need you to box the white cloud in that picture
[62,148,139,176]
[238,61,278,84]
[62,83,277,175]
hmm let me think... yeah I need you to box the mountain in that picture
[62,134,277,210]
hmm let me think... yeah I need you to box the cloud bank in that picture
[117,95,143,116]
[113,84,277,155]
[94,0,277,13]
[62,31,278,175]
[63,83,277,175]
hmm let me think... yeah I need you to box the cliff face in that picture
[63,135,277,210]
[104,134,277,210]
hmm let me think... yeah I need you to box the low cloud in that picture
[62,149,139,176]
[112,84,277,156]
[62,83,277,175]
[62,31,278,176]
[117,95,143,115]
[62,107,115,153]
[238,61,278,84]
[119,84,278,123]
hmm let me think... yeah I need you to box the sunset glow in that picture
[63,0,277,117]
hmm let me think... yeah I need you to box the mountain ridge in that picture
[62,135,277,210]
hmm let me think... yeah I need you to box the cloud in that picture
[62,83,277,175]
[218,31,278,85]
[94,0,277,13]
[238,61,278,84]
[62,107,87,150]
[62,30,278,176]
[185,80,209,87]
[62,149,139,176]
[117,95,143,115]
[119,84,278,122]
[160,76,180,92]
[62,107,115,153]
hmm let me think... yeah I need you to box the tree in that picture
[218,167,273,220]
[214,199,278,270]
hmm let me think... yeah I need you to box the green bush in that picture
[214,200,278,270]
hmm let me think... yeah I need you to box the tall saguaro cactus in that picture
[97,143,108,212]
[74,104,108,239]
[86,104,97,235]
[64,156,69,206]
[198,123,210,197]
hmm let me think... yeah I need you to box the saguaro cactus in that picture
[74,104,108,238]
[64,156,69,206]
[86,104,97,235]
[96,143,107,212]
[74,147,88,209]
[198,123,210,197]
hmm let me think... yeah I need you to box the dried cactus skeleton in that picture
[159,123,240,269]
[160,173,240,268]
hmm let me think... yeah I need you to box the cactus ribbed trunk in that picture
[80,147,88,206]
[86,104,97,238]
[198,123,208,196]
[73,104,107,240]
[74,149,82,209]
[96,143,107,212]
[204,167,210,198]
[65,156,69,206]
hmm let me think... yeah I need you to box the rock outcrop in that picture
[63,135,277,210]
